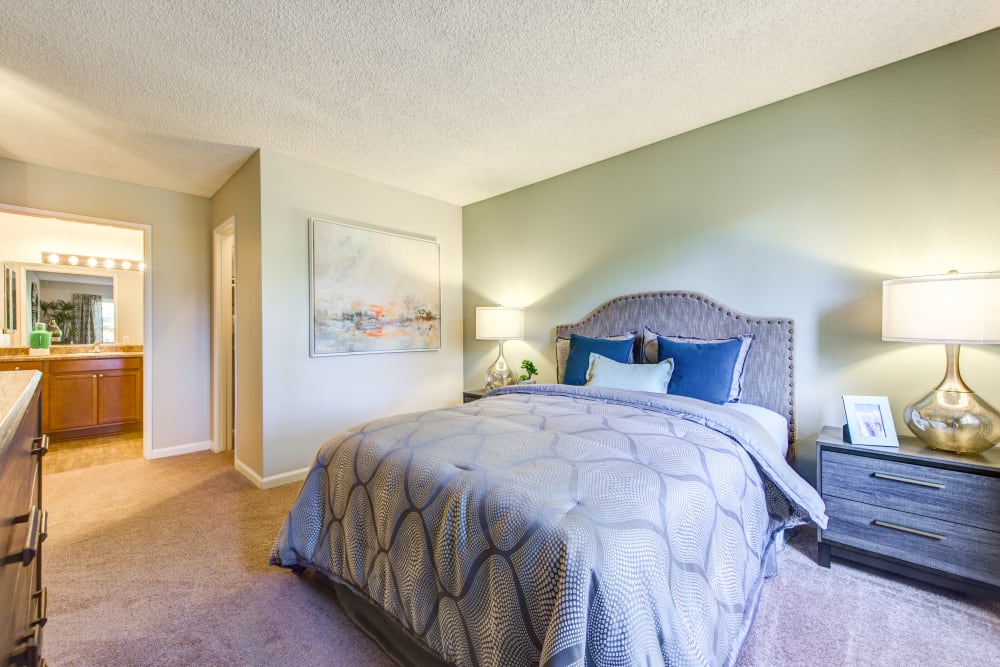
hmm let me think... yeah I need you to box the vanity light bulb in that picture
[87,257,98,267]
[47,253,60,264]
[68,256,79,265]
[104,258,115,268]
[121,260,132,270]
[138,262,146,271]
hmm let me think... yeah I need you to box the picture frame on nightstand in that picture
[842,395,898,447]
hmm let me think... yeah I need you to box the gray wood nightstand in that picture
[462,388,488,403]
[816,425,1000,600]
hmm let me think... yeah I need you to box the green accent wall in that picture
[463,28,1000,451]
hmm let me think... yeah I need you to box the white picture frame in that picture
[842,395,899,447]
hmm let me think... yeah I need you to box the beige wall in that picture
[210,152,263,476]
[257,150,463,483]
[0,157,213,454]
[463,29,1000,448]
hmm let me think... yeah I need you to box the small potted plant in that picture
[40,299,76,344]
[519,359,539,384]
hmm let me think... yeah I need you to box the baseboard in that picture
[232,458,308,489]
[262,466,310,489]
[234,457,263,488]
[146,440,212,460]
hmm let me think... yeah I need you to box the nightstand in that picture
[816,425,1000,600]
[462,388,488,403]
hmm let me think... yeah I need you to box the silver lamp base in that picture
[485,341,518,391]
[905,344,1000,454]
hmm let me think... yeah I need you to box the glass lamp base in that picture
[905,389,1000,455]
[485,355,517,392]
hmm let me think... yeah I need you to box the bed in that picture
[271,291,828,666]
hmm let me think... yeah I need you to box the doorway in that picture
[0,205,151,466]
[212,217,236,455]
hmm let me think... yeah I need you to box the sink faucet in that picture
[92,340,101,353]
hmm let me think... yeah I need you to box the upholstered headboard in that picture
[555,291,796,444]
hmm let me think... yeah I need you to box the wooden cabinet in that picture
[816,425,1000,600]
[0,371,47,667]
[43,356,142,440]
[0,361,44,373]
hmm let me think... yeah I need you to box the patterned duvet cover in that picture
[271,384,827,666]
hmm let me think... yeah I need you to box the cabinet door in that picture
[98,370,142,425]
[47,372,98,431]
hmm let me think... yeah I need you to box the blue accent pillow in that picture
[563,333,635,386]
[656,335,747,404]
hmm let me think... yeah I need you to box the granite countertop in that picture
[0,370,41,452]
[0,344,143,362]
[0,351,144,362]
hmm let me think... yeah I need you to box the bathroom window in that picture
[102,301,115,343]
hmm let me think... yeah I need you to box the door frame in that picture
[0,203,152,457]
[211,216,236,454]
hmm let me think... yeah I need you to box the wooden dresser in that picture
[0,370,47,667]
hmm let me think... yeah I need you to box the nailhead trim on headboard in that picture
[555,291,796,444]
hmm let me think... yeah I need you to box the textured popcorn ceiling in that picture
[1,2,998,205]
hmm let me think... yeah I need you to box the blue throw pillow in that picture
[563,333,635,386]
[657,335,747,404]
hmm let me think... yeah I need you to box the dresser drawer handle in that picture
[31,434,49,457]
[872,472,944,489]
[32,587,47,627]
[873,520,946,541]
[20,624,42,667]
[22,506,47,565]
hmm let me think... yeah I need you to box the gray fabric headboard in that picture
[555,291,796,444]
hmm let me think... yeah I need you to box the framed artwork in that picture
[842,395,898,447]
[309,217,441,356]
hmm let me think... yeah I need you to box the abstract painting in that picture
[310,217,441,356]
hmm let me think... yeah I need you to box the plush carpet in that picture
[42,451,999,666]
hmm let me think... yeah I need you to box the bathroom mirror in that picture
[27,268,116,344]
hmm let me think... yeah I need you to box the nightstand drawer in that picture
[822,450,1000,532]
[823,496,1000,587]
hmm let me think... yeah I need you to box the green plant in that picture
[519,359,538,382]
[40,299,75,341]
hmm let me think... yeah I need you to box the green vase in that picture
[29,322,51,349]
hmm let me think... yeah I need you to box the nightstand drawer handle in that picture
[872,472,944,489]
[873,520,946,541]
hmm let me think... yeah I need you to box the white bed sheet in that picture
[720,403,789,457]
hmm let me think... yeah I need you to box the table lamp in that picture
[476,306,524,391]
[882,271,1000,454]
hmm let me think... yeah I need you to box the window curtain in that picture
[72,293,103,345]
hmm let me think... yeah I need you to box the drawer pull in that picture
[32,587,47,627]
[873,520,946,541]
[32,434,49,457]
[23,506,46,565]
[22,624,41,666]
[872,472,944,489]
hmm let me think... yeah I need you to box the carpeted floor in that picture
[42,451,999,666]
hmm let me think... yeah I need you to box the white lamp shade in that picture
[476,307,524,340]
[883,272,1000,344]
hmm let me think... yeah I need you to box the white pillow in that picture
[585,353,674,393]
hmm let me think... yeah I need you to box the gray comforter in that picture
[271,384,827,666]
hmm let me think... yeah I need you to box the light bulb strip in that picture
[42,252,145,271]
